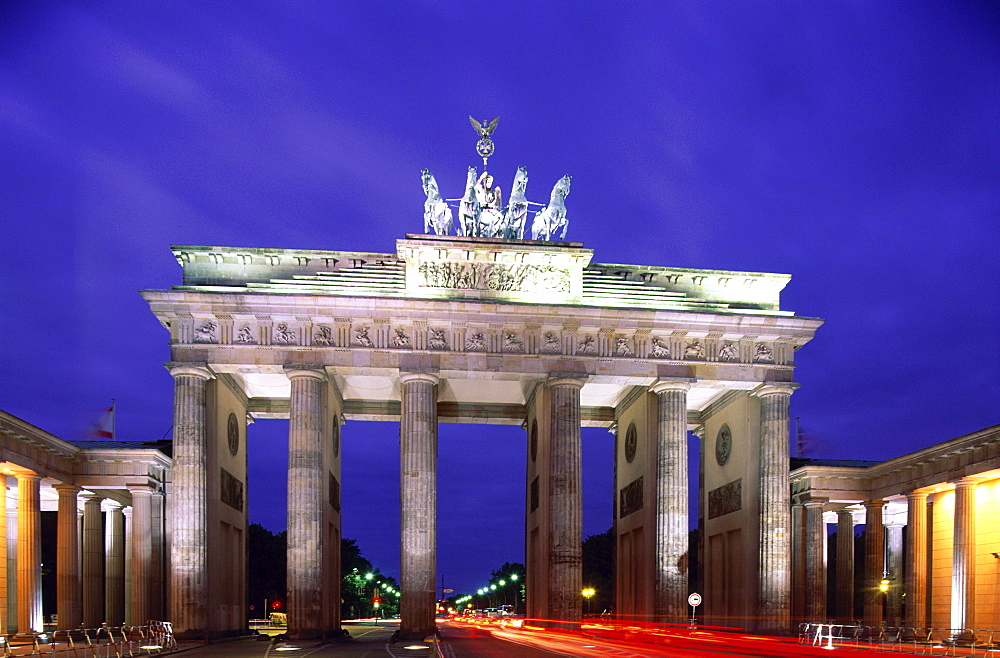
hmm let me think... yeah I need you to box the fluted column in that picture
[951,478,976,632]
[150,491,164,620]
[835,509,855,621]
[904,491,928,630]
[285,367,327,640]
[885,522,904,625]
[804,498,828,621]
[166,363,213,636]
[128,486,153,626]
[15,473,42,635]
[54,484,81,630]
[399,372,439,639]
[754,384,795,632]
[862,499,885,627]
[0,477,7,635]
[547,377,584,623]
[791,503,806,622]
[82,495,104,628]
[105,502,125,625]
[123,506,132,623]
[651,381,689,622]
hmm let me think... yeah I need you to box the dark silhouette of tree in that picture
[583,528,614,615]
[247,523,286,616]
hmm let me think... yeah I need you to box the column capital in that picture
[82,493,104,505]
[803,497,829,508]
[906,490,930,502]
[284,366,327,381]
[127,483,155,497]
[53,483,81,495]
[105,500,125,511]
[546,376,586,389]
[399,371,440,386]
[864,499,886,511]
[650,379,691,394]
[955,477,978,489]
[14,471,41,484]
[166,362,214,380]
[836,508,856,521]
[753,382,798,398]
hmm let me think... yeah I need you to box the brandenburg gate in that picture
[143,232,821,639]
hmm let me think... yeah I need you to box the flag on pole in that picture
[90,400,115,439]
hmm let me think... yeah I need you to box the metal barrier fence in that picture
[798,623,1000,655]
[0,621,177,657]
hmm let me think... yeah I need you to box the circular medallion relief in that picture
[716,424,732,466]
[530,420,538,463]
[332,414,340,458]
[624,423,638,463]
[227,413,240,456]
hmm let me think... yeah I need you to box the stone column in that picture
[547,377,584,623]
[6,505,15,635]
[166,363,213,637]
[82,495,104,628]
[150,491,165,621]
[105,502,125,626]
[0,477,7,635]
[123,507,132,624]
[128,486,153,626]
[951,478,976,632]
[904,491,928,630]
[862,499,885,627]
[15,473,42,636]
[399,372,439,640]
[885,522,904,626]
[791,503,806,622]
[804,498,828,621]
[285,367,327,640]
[54,484,81,630]
[835,509,855,622]
[754,384,795,632]
[651,381,689,622]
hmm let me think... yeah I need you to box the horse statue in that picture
[420,170,453,235]
[531,175,572,240]
[458,166,480,237]
[503,167,529,239]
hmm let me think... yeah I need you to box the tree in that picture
[247,523,287,615]
[582,528,614,615]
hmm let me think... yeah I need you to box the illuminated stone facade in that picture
[144,234,823,636]
[0,411,170,635]
[791,423,1000,632]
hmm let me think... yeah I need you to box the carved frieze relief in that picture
[193,321,217,344]
[649,336,670,359]
[417,261,570,294]
[577,334,597,355]
[684,340,705,360]
[614,336,632,357]
[428,328,448,351]
[465,332,487,352]
[391,327,411,348]
[273,324,297,345]
[718,341,739,361]
[502,333,524,353]
[353,326,373,347]
[313,326,335,346]
[540,331,561,354]
[234,325,256,345]
[754,343,774,363]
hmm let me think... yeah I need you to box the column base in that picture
[395,627,437,642]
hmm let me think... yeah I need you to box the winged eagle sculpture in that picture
[469,116,499,137]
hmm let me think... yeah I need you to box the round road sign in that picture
[688,592,702,607]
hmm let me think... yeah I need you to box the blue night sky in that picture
[2,2,998,596]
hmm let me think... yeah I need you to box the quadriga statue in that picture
[531,175,572,240]
[420,170,453,235]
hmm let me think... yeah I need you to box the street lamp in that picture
[510,574,520,614]
[582,587,596,616]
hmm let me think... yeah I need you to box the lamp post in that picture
[582,587,596,616]
[510,573,520,614]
